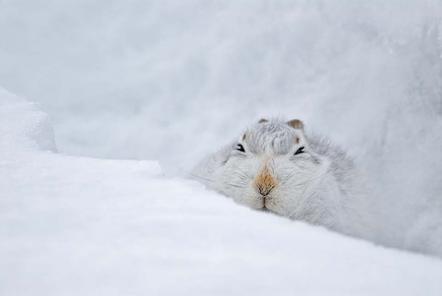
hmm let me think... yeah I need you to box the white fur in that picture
[192,119,372,238]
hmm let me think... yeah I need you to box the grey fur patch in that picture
[245,120,298,155]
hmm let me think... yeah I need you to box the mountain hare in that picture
[193,118,371,237]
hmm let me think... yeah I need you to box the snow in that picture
[1,88,442,295]
[1,1,441,257]
[0,87,56,154]
[1,1,442,294]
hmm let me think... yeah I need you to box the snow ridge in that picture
[1,87,442,296]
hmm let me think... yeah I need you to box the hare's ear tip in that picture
[258,118,268,124]
[287,119,304,130]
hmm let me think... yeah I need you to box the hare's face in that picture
[215,119,325,217]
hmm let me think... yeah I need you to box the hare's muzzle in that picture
[254,162,277,197]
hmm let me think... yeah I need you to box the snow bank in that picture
[0,0,441,260]
[0,85,157,180]
[1,87,442,295]
[0,87,56,155]
[0,97,441,295]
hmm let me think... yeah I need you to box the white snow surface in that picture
[1,1,442,293]
[1,0,442,257]
[1,87,442,296]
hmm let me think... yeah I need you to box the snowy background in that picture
[1,0,442,294]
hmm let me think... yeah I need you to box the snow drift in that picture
[0,87,56,154]
[1,0,441,257]
[1,87,442,296]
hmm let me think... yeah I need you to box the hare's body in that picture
[193,119,371,238]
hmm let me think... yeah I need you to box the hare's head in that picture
[215,118,327,216]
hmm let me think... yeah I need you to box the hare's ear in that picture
[258,118,268,124]
[287,119,304,130]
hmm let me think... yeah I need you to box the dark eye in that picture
[294,146,305,155]
[236,143,245,152]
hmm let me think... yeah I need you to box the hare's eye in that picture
[236,143,245,152]
[294,146,305,155]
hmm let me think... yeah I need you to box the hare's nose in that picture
[254,164,277,196]
[257,185,273,196]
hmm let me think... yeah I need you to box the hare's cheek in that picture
[264,188,294,213]
[267,199,294,217]
[266,202,284,215]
